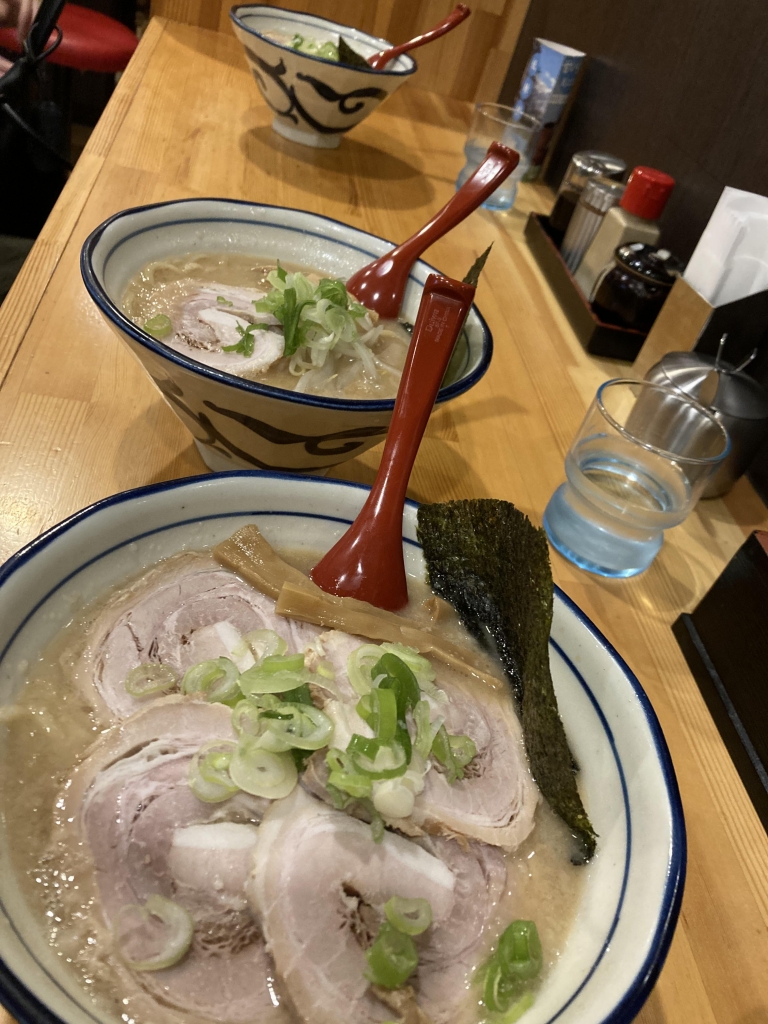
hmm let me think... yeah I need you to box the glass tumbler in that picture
[455,105,540,211]
[543,379,731,577]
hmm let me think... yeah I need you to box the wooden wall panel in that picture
[149,0,533,101]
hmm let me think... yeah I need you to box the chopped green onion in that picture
[238,653,307,696]
[328,769,372,799]
[347,735,408,779]
[497,920,542,983]
[114,895,193,972]
[124,663,177,699]
[228,737,297,798]
[384,896,432,936]
[258,702,333,751]
[181,658,239,703]
[217,296,233,306]
[243,629,287,661]
[431,724,463,783]
[414,700,443,759]
[222,321,272,357]
[483,958,522,1014]
[143,314,172,339]
[231,699,263,737]
[316,658,335,680]
[449,733,477,769]
[188,740,239,802]
[364,922,418,989]
[372,653,420,716]
[347,644,385,695]
[373,778,415,818]
[357,687,397,743]
[379,643,436,687]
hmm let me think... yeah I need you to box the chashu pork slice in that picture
[55,696,275,1024]
[247,788,506,1024]
[306,630,539,850]
[163,283,285,376]
[76,552,321,721]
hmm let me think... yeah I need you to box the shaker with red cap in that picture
[575,165,675,298]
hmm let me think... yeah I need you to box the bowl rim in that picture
[229,3,418,77]
[80,198,493,413]
[0,470,686,1024]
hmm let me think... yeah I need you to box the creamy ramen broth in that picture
[0,548,585,1024]
[121,253,414,400]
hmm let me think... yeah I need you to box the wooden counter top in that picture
[0,18,767,1024]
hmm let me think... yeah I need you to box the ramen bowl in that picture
[0,471,684,1024]
[80,198,492,475]
[230,5,416,149]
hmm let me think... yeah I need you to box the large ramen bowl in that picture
[81,198,492,475]
[0,472,685,1024]
[230,5,416,149]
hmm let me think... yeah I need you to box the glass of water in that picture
[456,105,540,211]
[543,379,730,577]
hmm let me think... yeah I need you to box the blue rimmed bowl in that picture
[0,471,685,1024]
[230,4,416,149]
[80,198,492,475]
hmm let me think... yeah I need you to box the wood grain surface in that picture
[1,19,767,1024]
[149,0,533,102]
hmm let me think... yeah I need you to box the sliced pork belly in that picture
[58,697,274,1023]
[163,283,285,375]
[247,788,505,1024]
[77,552,321,720]
[308,630,539,850]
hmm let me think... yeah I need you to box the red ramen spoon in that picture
[346,142,518,319]
[367,4,471,70]
[310,272,476,611]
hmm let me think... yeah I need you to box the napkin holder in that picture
[633,276,768,378]
[524,213,648,360]
[673,530,768,831]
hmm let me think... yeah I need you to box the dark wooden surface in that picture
[499,0,768,262]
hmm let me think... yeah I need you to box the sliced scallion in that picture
[181,657,239,703]
[243,629,288,661]
[228,737,298,798]
[497,920,542,982]
[113,895,193,972]
[124,663,178,699]
[364,922,418,989]
[347,735,408,779]
[188,740,239,803]
[413,699,443,760]
[143,314,172,339]
[448,733,477,769]
[383,896,432,936]
[372,778,415,819]
[347,644,386,695]
[238,653,307,697]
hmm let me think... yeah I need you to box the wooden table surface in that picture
[1,18,767,1024]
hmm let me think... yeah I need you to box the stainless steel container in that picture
[644,351,768,497]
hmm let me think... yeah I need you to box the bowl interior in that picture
[83,199,491,398]
[231,5,416,75]
[0,472,683,1024]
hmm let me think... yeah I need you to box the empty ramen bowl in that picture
[230,4,416,149]
[80,198,492,475]
[0,471,685,1024]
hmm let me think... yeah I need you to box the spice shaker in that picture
[592,243,683,333]
[575,166,675,298]
[644,347,768,497]
[560,178,625,275]
[549,151,626,240]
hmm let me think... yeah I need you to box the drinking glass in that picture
[543,379,731,577]
[455,105,540,211]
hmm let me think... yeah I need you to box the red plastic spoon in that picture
[346,142,518,319]
[367,4,471,70]
[310,273,476,611]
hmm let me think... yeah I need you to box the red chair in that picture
[0,4,137,73]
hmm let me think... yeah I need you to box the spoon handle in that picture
[367,4,471,70]
[346,142,517,319]
[310,274,476,610]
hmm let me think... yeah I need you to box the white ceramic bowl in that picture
[80,198,492,475]
[0,472,685,1024]
[230,4,416,149]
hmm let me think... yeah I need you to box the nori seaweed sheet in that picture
[416,499,597,862]
[337,37,370,68]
